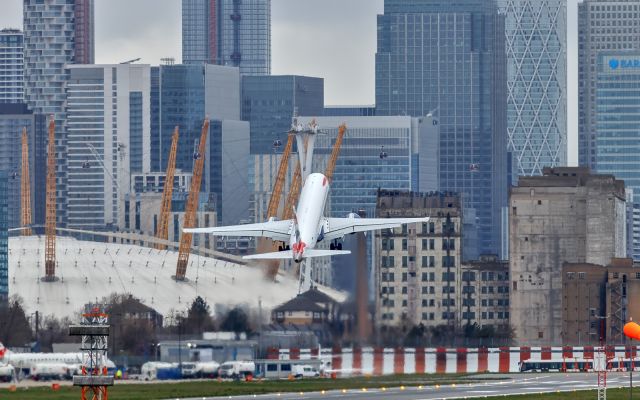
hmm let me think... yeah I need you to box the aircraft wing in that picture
[183,220,293,242]
[323,217,429,241]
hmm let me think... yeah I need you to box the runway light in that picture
[341,389,347,394]
[435,384,440,389]
[361,388,367,392]
[382,387,386,391]
[400,385,406,391]
[418,385,423,389]
[452,383,457,387]
[321,390,325,395]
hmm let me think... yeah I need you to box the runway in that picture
[195,372,635,400]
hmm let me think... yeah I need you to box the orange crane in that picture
[325,123,347,183]
[20,128,32,236]
[155,126,179,250]
[260,133,295,279]
[44,117,56,281]
[175,118,209,280]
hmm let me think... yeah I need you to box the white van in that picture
[218,361,255,379]
[293,364,320,378]
[30,363,69,380]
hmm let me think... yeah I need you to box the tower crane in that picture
[325,123,346,183]
[156,127,179,250]
[20,128,32,236]
[260,132,295,279]
[175,118,209,280]
[44,117,56,281]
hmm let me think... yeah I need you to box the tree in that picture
[184,296,216,335]
[39,316,77,352]
[220,307,251,339]
[0,295,32,347]
[105,293,158,357]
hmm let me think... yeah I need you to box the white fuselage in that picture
[290,172,330,262]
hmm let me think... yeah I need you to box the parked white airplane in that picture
[185,171,428,263]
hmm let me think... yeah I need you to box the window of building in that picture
[579,272,586,280]
[402,286,408,294]
[421,286,428,294]
[422,273,429,282]
[402,273,407,282]
[402,239,408,250]
[429,239,435,250]
[430,287,435,294]
[422,299,428,307]
[402,256,408,267]
[482,312,487,319]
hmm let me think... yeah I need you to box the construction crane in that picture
[324,123,347,183]
[20,128,32,236]
[156,127,179,250]
[175,118,209,281]
[259,133,295,278]
[44,117,56,281]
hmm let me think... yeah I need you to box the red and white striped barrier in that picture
[267,346,640,375]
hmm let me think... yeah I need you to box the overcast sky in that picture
[0,0,578,164]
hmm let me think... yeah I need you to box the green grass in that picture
[4,376,640,400]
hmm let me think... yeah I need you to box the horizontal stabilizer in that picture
[243,251,292,260]
[242,249,351,260]
[304,249,351,258]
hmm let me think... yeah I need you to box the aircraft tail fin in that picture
[0,342,6,358]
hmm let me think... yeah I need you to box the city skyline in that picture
[0,0,580,166]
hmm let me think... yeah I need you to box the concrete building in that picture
[152,64,249,225]
[0,29,24,104]
[241,75,324,154]
[499,0,567,178]
[594,51,640,260]
[0,171,7,303]
[510,167,626,345]
[23,0,95,226]
[578,0,640,168]
[376,0,508,258]
[323,106,376,117]
[461,255,510,330]
[375,190,462,329]
[182,0,271,75]
[66,64,151,230]
[0,103,46,229]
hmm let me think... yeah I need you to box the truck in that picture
[30,363,70,381]
[140,362,173,381]
[218,361,255,379]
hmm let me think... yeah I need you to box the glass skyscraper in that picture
[0,104,46,230]
[595,53,640,259]
[578,0,640,168]
[0,30,24,104]
[499,0,567,178]
[0,170,7,303]
[182,0,271,75]
[241,75,324,154]
[375,0,508,257]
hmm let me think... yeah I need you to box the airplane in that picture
[184,119,429,264]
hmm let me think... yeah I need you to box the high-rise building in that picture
[0,29,24,104]
[499,0,567,178]
[594,52,640,260]
[510,167,626,345]
[182,0,219,65]
[66,64,151,230]
[578,0,640,168]
[375,190,462,329]
[23,0,95,225]
[182,0,271,75]
[153,64,249,224]
[375,0,508,258]
[241,75,324,154]
[0,171,7,303]
[0,103,46,230]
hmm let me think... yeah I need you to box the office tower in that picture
[182,0,271,75]
[578,0,640,168]
[241,75,324,154]
[376,0,508,258]
[499,0,567,178]
[510,167,626,345]
[66,64,151,230]
[23,0,95,225]
[153,64,249,224]
[182,0,219,64]
[0,104,46,230]
[0,171,7,303]
[0,29,24,103]
[594,52,640,260]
